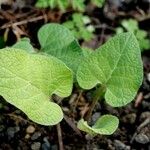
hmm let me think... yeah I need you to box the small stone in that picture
[31,132,41,140]
[26,125,35,134]
[114,140,130,150]
[31,142,41,150]
[43,137,51,148]
[25,134,30,139]
[140,112,150,121]
[7,126,20,140]
[135,133,150,144]
[122,113,136,124]
[91,112,101,123]
[42,143,51,150]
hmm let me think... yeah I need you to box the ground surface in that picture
[0,0,150,150]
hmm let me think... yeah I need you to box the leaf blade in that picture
[77,115,119,135]
[77,32,143,107]
[0,48,73,125]
[38,23,83,74]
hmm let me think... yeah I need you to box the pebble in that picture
[7,126,20,140]
[122,113,136,124]
[135,133,150,144]
[114,140,130,150]
[25,134,30,139]
[31,142,41,150]
[31,132,41,140]
[42,142,51,150]
[26,125,35,134]
[140,111,150,121]
[91,112,101,123]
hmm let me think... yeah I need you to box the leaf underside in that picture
[77,32,143,107]
[0,48,73,125]
[38,23,83,74]
[77,115,119,135]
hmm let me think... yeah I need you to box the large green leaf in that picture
[38,23,83,74]
[0,48,73,125]
[77,115,119,135]
[77,32,143,107]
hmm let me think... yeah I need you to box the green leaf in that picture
[121,19,138,32]
[82,47,93,57]
[136,30,147,39]
[72,0,85,12]
[38,23,83,74]
[12,38,35,53]
[0,48,73,125]
[77,115,119,135]
[77,32,143,107]
[35,0,68,11]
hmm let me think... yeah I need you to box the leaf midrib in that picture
[105,34,131,85]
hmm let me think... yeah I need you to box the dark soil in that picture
[0,0,150,150]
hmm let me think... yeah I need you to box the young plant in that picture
[116,19,150,51]
[0,23,143,136]
[37,23,143,135]
[63,13,95,41]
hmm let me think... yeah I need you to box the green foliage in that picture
[12,38,34,53]
[63,13,95,41]
[77,32,143,107]
[0,23,143,136]
[72,0,85,12]
[35,0,68,11]
[35,0,105,11]
[116,19,150,50]
[38,23,83,75]
[0,48,73,125]
[77,115,119,135]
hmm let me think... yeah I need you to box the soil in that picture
[0,0,150,150]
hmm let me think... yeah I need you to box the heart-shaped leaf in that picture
[77,32,143,107]
[38,23,83,74]
[77,115,119,135]
[0,48,73,125]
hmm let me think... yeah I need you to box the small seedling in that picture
[0,23,143,136]
[116,19,150,51]
[63,13,95,41]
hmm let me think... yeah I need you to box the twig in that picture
[99,24,106,45]
[130,118,150,143]
[56,123,64,150]
[0,15,46,29]
[134,92,143,107]
[63,114,82,137]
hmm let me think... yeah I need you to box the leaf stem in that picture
[85,85,106,122]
